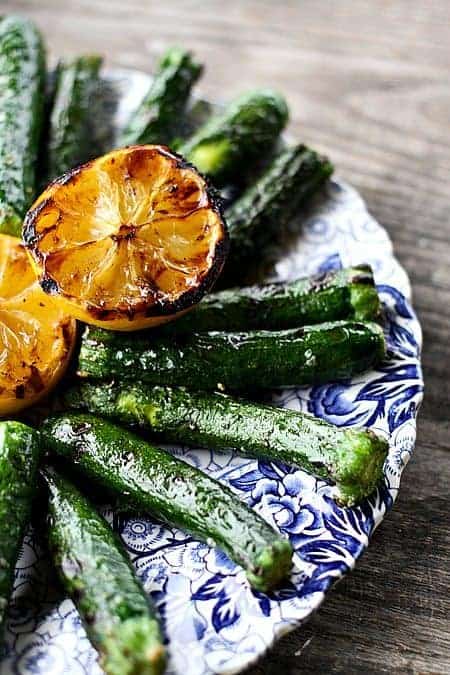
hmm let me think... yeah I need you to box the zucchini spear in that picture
[43,469,166,675]
[0,16,46,236]
[78,320,386,391]
[119,47,202,147]
[155,265,380,334]
[47,55,103,180]
[0,421,41,634]
[42,414,293,592]
[179,89,288,185]
[66,382,389,505]
[221,144,333,284]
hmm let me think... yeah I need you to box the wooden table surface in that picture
[4,1,449,673]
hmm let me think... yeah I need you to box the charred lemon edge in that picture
[22,145,229,331]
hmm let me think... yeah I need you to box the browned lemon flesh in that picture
[24,145,227,330]
[0,234,76,415]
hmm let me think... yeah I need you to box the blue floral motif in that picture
[1,70,424,675]
[317,252,342,272]
[249,469,322,539]
[193,575,241,633]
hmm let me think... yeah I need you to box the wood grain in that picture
[3,1,449,673]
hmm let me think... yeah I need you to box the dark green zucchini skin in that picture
[119,47,202,147]
[0,16,46,236]
[47,55,103,180]
[42,414,293,592]
[179,89,288,185]
[66,382,389,506]
[0,421,41,634]
[43,469,166,675]
[78,320,386,391]
[156,265,380,335]
[221,144,333,284]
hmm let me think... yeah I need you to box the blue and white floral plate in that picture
[1,70,424,675]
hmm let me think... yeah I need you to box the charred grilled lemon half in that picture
[23,145,228,331]
[0,234,76,415]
